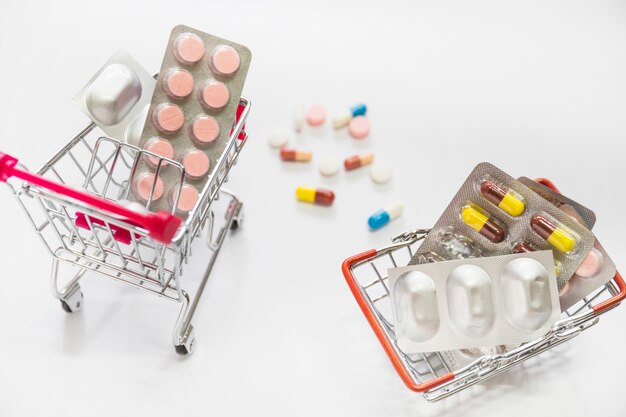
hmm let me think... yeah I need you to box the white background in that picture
[0,0,625,416]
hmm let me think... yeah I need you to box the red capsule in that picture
[280,148,312,162]
[344,152,374,171]
[512,241,535,254]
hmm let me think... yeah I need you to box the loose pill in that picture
[134,174,164,202]
[143,137,174,167]
[531,214,577,253]
[318,156,340,177]
[173,32,205,65]
[294,104,305,132]
[209,45,240,76]
[348,115,370,139]
[480,180,525,217]
[368,203,403,230]
[575,247,604,278]
[295,187,335,206]
[183,150,210,179]
[190,115,220,145]
[163,68,194,99]
[332,103,367,129]
[306,105,326,127]
[344,152,374,171]
[169,184,199,213]
[153,103,185,134]
[267,128,290,148]
[461,205,506,243]
[369,162,393,184]
[200,80,230,110]
[280,148,312,162]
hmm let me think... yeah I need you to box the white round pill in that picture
[369,162,393,184]
[318,156,340,177]
[267,128,290,148]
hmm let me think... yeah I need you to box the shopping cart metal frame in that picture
[342,179,626,401]
[0,97,251,355]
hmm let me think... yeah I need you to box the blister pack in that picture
[132,25,251,215]
[409,163,596,290]
[73,49,156,142]
[517,179,616,310]
[389,251,561,354]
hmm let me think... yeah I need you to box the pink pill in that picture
[575,247,604,278]
[348,115,370,139]
[183,150,210,179]
[143,137,174,167]
[306,105,326,127]
[173,32,205,65]
[209,45,241,76]
[163,69,194,99]
[153,103,185,134]
[190,115,220,145]
[200,81,230,110]
[134,174,164,202]
[169,184,199,213]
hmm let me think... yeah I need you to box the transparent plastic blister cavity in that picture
[409,163,596,290]
[389,251,561,354]
[132,25,251,216]
[73,49,156,142]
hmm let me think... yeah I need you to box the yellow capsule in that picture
[295,186,335,206]
[531,215,577,253]
[461,205,505,243]
[480,180,525,217]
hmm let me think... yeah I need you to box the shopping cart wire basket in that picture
[342,178,625,401]
[0,97,251,355]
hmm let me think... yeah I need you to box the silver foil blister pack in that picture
[409,163,596,290]
[73,49,156,143]
[132,25,251,216]
[389,251,561,354]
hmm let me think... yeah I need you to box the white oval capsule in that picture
[500,258,553,331]
[393,271,440,342]
[446,265,495,338]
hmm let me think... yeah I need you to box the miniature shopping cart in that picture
[0,97,251,355]
[342,179,625,401]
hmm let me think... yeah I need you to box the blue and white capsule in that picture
[333,103,367,129]
[368,203,404,230]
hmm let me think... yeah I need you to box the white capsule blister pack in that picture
[73,49,156,143]
[409,163,596,291]
[389,251,561,354]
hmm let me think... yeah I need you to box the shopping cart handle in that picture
[0,151,182,244]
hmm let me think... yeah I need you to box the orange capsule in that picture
[344,152,374,171]
[280,148,312,162]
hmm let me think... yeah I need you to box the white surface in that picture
[1,0,625,416]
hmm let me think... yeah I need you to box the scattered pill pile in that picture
[268,103,403,230]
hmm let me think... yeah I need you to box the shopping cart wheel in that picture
[60,287,83,313]
[175,329,196,355]
[231,208,244,230]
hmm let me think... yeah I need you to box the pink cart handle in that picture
[0,151,182,244]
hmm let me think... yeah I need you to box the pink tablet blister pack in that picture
[132,25,251,215]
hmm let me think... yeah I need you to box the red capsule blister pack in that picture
[518,177,616,310]
[410,163,596,290]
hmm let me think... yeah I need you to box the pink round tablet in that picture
[200,81,230,110]
[190,115,220,145]
[209,45,241,76]
[169,184,199,213]
[143,137,174,167]
[183,150,210,179]
[348,115,370,139]
[173,32,205,65]
[134,174,164,202]
[575,247,604,278]
[153,103,185,134]
[306,105,326,127]
[163,69,194,99]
